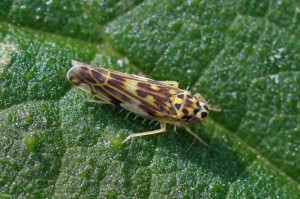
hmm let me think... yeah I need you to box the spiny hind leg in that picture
[184,126,210,148]
[85,94,112,105]
[159,81,179,88]
[85,93,112,105]
[122,122,167,143]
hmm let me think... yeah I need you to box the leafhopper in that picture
[67,61,220,147]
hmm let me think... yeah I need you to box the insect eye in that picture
[203,104,209,111]
[201,111,208,119]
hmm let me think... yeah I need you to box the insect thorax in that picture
[168,91,202,123]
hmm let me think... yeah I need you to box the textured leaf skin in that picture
[0,0,299,198]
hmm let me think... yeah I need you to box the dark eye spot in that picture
[201,112,208,118]
[203,105,209,111]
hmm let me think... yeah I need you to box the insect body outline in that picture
[67,61,220,147]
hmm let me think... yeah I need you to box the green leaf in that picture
[0,0,299,198]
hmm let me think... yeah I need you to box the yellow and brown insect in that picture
[67,61,220,147]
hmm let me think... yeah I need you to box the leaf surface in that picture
[0,0,299,198]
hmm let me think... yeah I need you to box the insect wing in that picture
[67,62,180,119]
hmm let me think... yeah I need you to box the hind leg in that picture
[122,123,167,143]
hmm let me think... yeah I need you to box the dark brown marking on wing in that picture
[69,66,180,119]
[110,73,126,82]
[68,67,96,90]
[106,70,161,86]
[136,82,171,94]
[136,88,175,116]
[153,95,166,108]
[102,80,132,105]
[135,87,171,114]
[136,88,168,106]
[101,85,123,106]
[137,82,152,90]
[106,79,175,117]
[107,79,125,89]
[139,103,157,116]
[94,84,125,106]
[105,79,160,112]
[93,85,105,94]
[91,69,106,84]
[78,67,98,84]
[157,86,171,94]
[130,77,183,99]
[76,70,180,118]
[136,89,148,98]
[80,66,89,71]
[94,68,109,75]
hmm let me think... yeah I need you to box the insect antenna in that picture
[206,75,221,112]
[207,74,220,103]
[186,138,196,152]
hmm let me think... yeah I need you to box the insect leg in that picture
[85,99,110,104]
[184,126,210,148]
[159,81,179,88]
[207,106,221,112]
[122,122,167,143]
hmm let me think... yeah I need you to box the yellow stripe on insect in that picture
[67,61,220,147]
